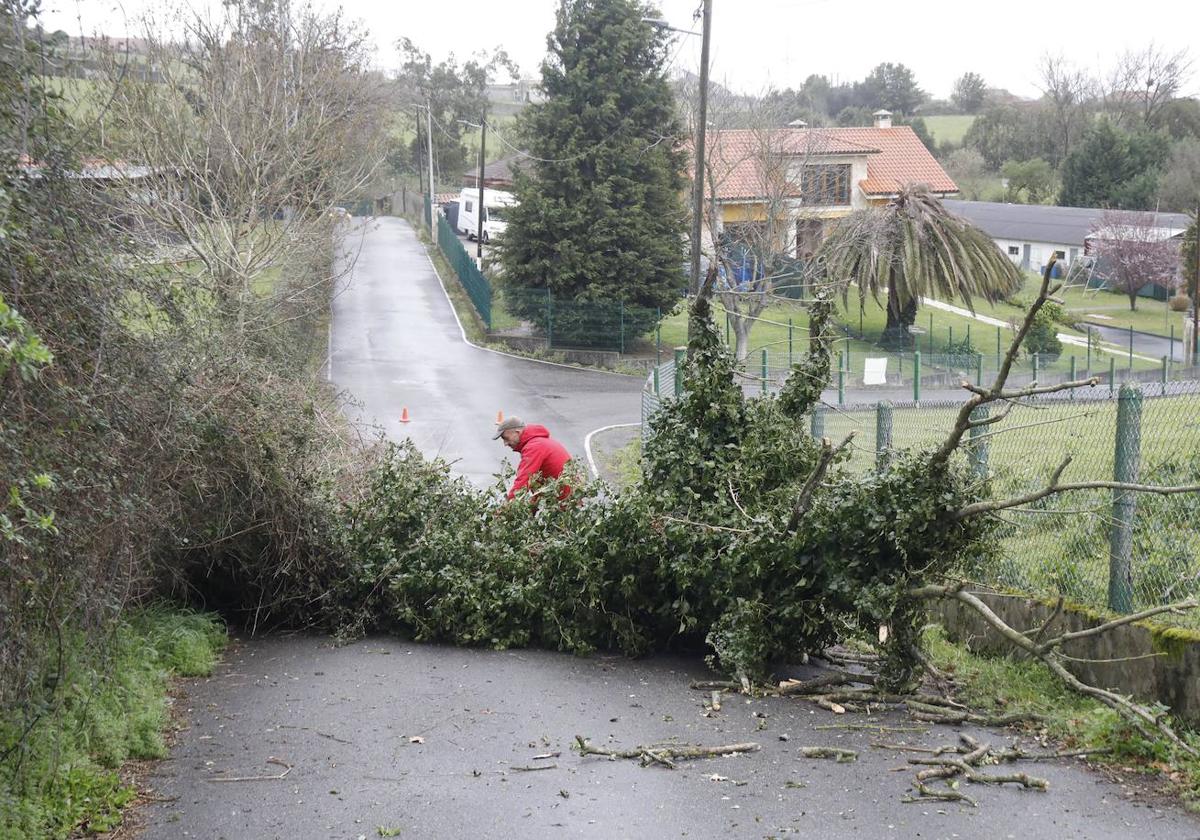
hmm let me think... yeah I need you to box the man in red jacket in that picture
[494,417,572,501]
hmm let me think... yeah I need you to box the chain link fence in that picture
[643,361,1200,623]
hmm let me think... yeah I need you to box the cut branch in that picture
[574,736,760,769]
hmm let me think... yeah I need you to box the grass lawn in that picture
[922,114,976,145]
[648,287,1162,379]
[822,391,1200,618]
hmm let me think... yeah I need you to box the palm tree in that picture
[817,184,1023,349]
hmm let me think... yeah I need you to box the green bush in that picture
[1023,305,1064,359]
[0,608,226,839]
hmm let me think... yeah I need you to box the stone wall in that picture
[933,591,1200,724]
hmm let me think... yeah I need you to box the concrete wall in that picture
[933,590,1200,724]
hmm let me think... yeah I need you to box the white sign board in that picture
[863,357,888,386]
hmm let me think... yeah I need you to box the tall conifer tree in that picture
[500,0,687,324]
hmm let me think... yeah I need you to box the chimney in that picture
[873,109,892,129]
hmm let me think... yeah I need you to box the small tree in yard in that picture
[695,94,822,362]
[1089,209,1181,311]
[499,0,687,329]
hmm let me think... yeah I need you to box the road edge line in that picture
[583,422,641,479]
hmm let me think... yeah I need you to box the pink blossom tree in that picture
[1089,210,1182,311]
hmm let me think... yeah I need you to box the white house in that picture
[943,200,1190,282]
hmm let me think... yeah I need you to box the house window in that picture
[1053,250,1066,260]
[796,219,824,258]
[464,200,473,213]
[722,222,770,249]
[1007,245,1020,255]
[801,164,851,205]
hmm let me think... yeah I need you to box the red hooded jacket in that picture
[507,424,572,501]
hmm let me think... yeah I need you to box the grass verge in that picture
[926,624,1200,809]
[0,606,227,839]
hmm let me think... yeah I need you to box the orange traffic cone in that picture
[495,410,504,424]
[400,407,411,423]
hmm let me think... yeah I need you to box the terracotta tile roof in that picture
[705,126,957,202]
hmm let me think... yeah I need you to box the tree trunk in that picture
[881,273,915,350]
[1128,292,1138,311]
[733,315,754,362]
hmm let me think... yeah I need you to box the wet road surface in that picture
[139,637,1200,840]
[328,216,644,486]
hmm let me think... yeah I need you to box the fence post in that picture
[1109,357,1116,396]
[619,301,625,354]
[948,325,953,352]
[1032,353,1039,384]
[810,403,825,440]
[725,311,731,346]
[653,366,660,396]
[761,349,768,395]
[913,351,921,403]
[1170,324,1175,362]
[788,318,794,367]
[968,403,990,480]
[837,350,846,406]
[996,325,1002,360]
[1161,355,1169,395]
[966,323,971,351]
[1069,356,1077,400]
[1128,325,1134,372]
[976,352,983,387]
[546,289,553,349]
[674,347,685,396]
[1087,331,1092,376]
[656,319,662,366]
[845,340,851,373]
[875,401,893,470]
[1108,384,1142,613]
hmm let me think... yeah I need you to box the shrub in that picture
[1023,305,1064,359]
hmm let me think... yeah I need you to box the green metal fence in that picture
[643,363,1200,622]
[498,288,662,353]
[436,214,492,329]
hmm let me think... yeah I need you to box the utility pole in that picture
[1194,203,1199,366]
[687,0,713,346]
[427,101,436,238]
[477,113,487,261]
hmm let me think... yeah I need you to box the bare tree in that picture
[1037,54,1095,167]
[689,87,829,362]
[101,0,387,334]
[1102,44,1193,129]
[1088,210,1181,311]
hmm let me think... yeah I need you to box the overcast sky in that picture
[40,0,1200,101]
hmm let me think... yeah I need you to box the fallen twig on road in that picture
[209,757,292,783]
[798,746,858,762]
[899,733,1050,807]
[574,735,760,769]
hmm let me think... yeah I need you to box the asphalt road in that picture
[133,217,1200,839]
[327,216,644,486]
[1086,322,1189,364]
[138,637,1200,840]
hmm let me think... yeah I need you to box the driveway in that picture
[328,216,643,486]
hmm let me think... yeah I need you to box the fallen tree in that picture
[313,256,1200,762]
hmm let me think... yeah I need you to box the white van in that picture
[456,188,517,243]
